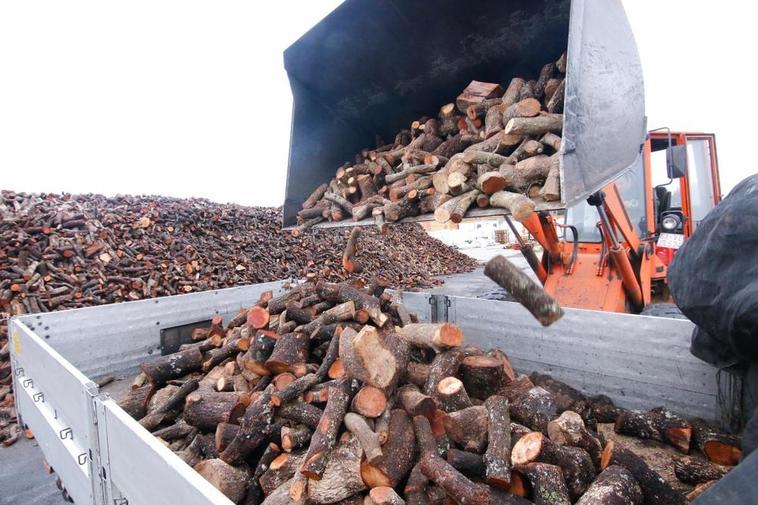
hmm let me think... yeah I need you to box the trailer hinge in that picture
[428,295,451,323]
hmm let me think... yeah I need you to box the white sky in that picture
[1,1,756,206]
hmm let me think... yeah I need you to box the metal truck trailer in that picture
[9,281,724,505]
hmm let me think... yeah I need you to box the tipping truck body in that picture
[282,0,646,227]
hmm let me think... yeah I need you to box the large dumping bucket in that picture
[282,0,645,227]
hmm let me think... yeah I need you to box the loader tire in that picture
[640,303,688,320]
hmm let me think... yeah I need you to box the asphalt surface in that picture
[0,437,63,505]
[0,244,531,505]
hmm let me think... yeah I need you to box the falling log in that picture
[419,453,490,505]
[517,462,571,505]
[300,378,354,480]
[361,409,416,488]
[340,229,364,275]
[193,458,250,503]
[601,440,686,505]
[352,385,387,418]
[477,172,507,195]
[339,325,409,393]
[118,384,154,419]
[504,114,563,137]
[485,255,564,326]
[344,412,383,464]
[488,191,535,222]
[547,411,603,468]
[184,390,244,431]
[673,456,728,485]
[424,348,465,396]
[509,386,558,434]
[370,487,406,505]
[307,434,367,505]
[460,355,505,399]
[141,347,203,386]
[690,417,742,466]
[484,395,512,489]
[512,431,595,500]
[397,323,463,352]
[575,465,643,505]
[443,405,489,453]
[435,377,472,413]
[614,407,692,453]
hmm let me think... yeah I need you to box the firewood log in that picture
[439,103,459,137]
[460,355,505,399]
[317,281,389,327]
[509,386,558,434]
[281,425,313,453]
[265,332,309,375]
[342,227,362,274]
[512,431,594,500]
[501,154,555,192]
[462,150,509,168]
[369,487,405,505]
[397,323,463,352]
[484,255,564,326]
[194,458,250,503]
[487,349,516,384]
[686,480,718,502]
[575,465,643,505]
[500,77,526,109]
[419,453,490,505]
[307,434,367,504]
[447,449,485,478]
[443,405,489,453]
[300,377,354,479]
[352,385,387,418]
[118,384,154,420]
[547,411,603,468]
[183,390,244,431]
[464,131,522,155]
[435,377,472,413]
[456,81,504,114]
[220,386,276,465]
[519,81,537,101]
[673,456,728,484]
[301,301,356,337]
[504,114,563,137]
[547,79,565,113]
[529,373,585,413]
[433,133,477,159]
[587,394,621,423]
[517,462,571,505]
[543,78,562,103]
[405,462,430,505]
[488,191,535,222]
[279,401,323,429]
[397,384,435,418]
[260,451,306,495]
[614,407,692,453]
[484,395,512,489]
[601,440,686,505]
[476,172,507,195]
[424,348,465,396]
[361,409,416,488]
[689,417,741,466]
[339,325,409,393]
[540,132,562,153]
[405,362,431,388]
[344,412,383,464]
[534,63,557,99]
[540,156,561,201]
[502,98,541,128]
[484,104,504,139]
[141,347,203,386]
[507,139,545,164]
[260,477,297,505]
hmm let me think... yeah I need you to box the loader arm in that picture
[521,182,651,312]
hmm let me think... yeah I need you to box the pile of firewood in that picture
[298,53,567,231]
[119,280,740,505]
[0,191,477,446]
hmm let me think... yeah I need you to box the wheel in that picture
[640,303,688,320]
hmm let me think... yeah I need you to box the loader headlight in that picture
[661,214,681,231]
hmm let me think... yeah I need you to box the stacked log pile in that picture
[118,281,739,504]
[0,191,477,446]
[299,53,567,231]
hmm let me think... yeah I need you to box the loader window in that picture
[686,139,716,230]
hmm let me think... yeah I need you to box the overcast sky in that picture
[1,1,755,206]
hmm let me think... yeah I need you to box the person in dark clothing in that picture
[668,173,758,457]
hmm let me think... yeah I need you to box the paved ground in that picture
[0,243,533,505]
[0,437,63,505]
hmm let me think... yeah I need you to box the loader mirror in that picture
[666,145,687,178]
